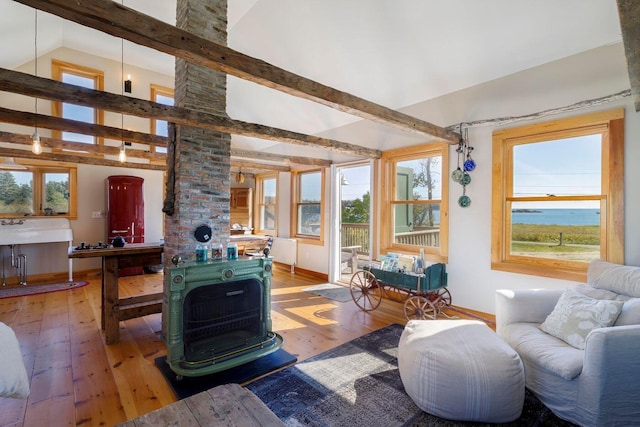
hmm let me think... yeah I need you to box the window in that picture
[150,84,174,154]
[491,109,624,281]
[0,160,77,219]
[292,169,324,243]
[255,173,277,234]
[380,143,449,261]
[52,60,104,147]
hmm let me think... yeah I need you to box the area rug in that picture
[154,348,297,400]
[302,283,352,303]
[0,281,88,299]
[246,323,575,427]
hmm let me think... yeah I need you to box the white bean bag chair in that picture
[398,319,524,423]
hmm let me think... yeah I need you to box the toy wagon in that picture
[349,263,450,320]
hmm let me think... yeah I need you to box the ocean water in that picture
[511,208,600,226]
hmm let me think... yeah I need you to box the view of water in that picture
[512,208,600,226]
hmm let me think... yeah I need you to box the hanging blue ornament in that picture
[458,195,471,208]
[464,158,476,171]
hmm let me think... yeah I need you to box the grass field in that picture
[511,223,600,259]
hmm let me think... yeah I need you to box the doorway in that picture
[332,162,373,284]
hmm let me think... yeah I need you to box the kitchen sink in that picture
[0,218,73,246]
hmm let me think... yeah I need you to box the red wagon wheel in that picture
[432,288,452,307]
[350,270,382,311]
[404,295,437,321]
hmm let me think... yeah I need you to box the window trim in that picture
[150,84,174,155]
[254,172,278,235]
[51,60,105,148]
[491,109,624,282]
[291,168,325,245]
[0,159,78,219]
[380,142,449,262]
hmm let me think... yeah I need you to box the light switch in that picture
[92,211,104,219]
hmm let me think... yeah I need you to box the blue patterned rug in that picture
[247,323,575,426]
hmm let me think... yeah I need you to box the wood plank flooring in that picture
[0,266,493,427]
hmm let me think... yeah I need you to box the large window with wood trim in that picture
[292,169,324,243]
[51,60,104,147]
[491,109,624,282]
[0,159,77,219]
[255,173,277,234]
[380,143,449,261]
[150,84,174,154]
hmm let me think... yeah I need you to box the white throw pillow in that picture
[540,289,623,349]
[0,322,30,399]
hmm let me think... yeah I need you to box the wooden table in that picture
[68,243,163,344]
[117,383,284,426]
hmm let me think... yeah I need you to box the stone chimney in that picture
[162,0,229,339]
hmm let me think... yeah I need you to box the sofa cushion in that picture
[540,289,623,349]
[587,259,640,298]
[571,285,640,326]
[502,322,583,380]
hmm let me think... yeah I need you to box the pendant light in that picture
[119,29,127,163]
[236,169,245,184]
[31,9,42,155]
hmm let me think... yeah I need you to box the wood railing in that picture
[341,224,441,253]
[341,223,369,254]
[394,228,439,247]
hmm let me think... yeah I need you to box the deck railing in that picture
[341,223,441,253]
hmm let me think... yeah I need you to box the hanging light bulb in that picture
[31,131,42,154]
[119,141,127,163]
[32,9,42,155]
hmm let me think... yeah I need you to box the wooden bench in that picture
[117,383,283,426]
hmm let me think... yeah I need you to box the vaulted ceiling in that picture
[0,0,634,171]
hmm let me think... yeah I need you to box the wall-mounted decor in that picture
[451,126,475,208]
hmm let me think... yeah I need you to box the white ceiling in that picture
[0,0,623,164]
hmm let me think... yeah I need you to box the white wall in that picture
[0,47,170,277]
[301,43,640,315]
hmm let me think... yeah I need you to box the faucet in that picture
[0,218,25,226]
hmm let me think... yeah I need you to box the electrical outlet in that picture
[91,211,104,219]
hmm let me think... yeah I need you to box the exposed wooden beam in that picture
[14,0,459,144]
[231,148,332,167]
[0,69,381,159]
[0,131,166,162]
[617,0,640,111]
[0,147,164,170]
[230,160,290,172]
[0,107,168,147]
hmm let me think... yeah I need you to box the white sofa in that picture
[495,259,640,426]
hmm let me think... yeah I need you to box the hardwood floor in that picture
[0,265,493,427]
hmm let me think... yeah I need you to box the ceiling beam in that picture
[617,0,640,111]
[0,68,381,159]
[0,107,168,147]
[231,149,332,167]
[0,147,164,170]
[0,131,166,162]
[14,0,459,144]
[230,160,290,172]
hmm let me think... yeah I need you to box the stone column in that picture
[162,0,229,339]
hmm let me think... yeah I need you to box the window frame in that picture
[380,142,449,262]
[491,109,624,282]
[0,159,78,219]
[291,168,325,245]
[150,84,174,155]
[254,172,278,235]
[51,60,104,149]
